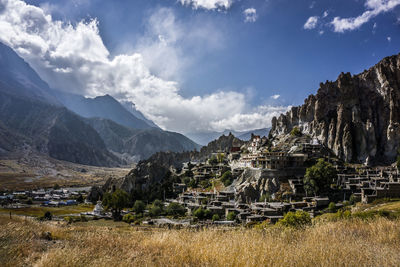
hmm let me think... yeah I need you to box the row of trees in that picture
[102,189,187,220]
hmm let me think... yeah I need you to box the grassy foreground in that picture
[1,215,400,266]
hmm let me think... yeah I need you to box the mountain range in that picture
[0,42,200,166]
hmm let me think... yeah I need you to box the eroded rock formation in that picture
[270,53,400,164]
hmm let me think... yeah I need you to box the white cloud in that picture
[387,36,392,41]
[323,11,329,18]
[0,0,288,133]
[309,1,316,9]
[209,105,290,132]
[304,16,319,29]
[179,0,233,10]
[243,8,257,23]
[134,8,224,81]
[270,94,280,100]
[331,0,400,32]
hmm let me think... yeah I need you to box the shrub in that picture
[220,171,233,187]
[26,198,33,205]
[212,214,220,221]
[133,200,146,214]
[148,204,162,217]
[227,211,236,221]
[277,211,311,228]
[349,194,357,205]
[122,213,135,224]
[44,211,52,220]
[64,216,73,224]
[328,202,336,212]
[166,202,186,216]
[290,127,302,137]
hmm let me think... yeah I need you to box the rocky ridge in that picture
[270,53,400,165]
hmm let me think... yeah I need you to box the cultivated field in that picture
[1,215,400,267]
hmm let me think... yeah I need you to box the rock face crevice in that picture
[271,54,400,165]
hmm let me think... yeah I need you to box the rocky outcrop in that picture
[235,169,281,202]
[101,133,246,200]
[271,53,400,165]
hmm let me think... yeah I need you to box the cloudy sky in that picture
[0,0,399,134]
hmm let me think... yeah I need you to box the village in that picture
[2,132,400,226]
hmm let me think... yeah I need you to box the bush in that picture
[277,211,311,228]
[148,200,163,217]
[349,194,357,205]
[212,214,220,221]
[122,213,135,224]
[220,171,233,187]
[193,208,213,220]
[166,202,186,217]
[26,198,33,205]
[328,202,336,212]
[290,127,302,137]
[44,211,52,220]
[227,211,236,221]
[133,200,146,214]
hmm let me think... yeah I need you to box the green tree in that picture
[277,211,311,228]
[220,171,233,187]
[148,199,164,217]
[193,208,212,220]
[133,200,146,214]
[166,202,186,217]
[102,189,130,220]
[212,214,220,221]
[227,211,236,221]
[303,158,337,196]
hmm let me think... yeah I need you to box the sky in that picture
[0,0,399,134]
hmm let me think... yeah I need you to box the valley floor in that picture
[1,214,400,266]
[0,155,131,191]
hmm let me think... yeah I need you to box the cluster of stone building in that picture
[0,187,88,207]
[336,166,400,203]
[165,190,330,224]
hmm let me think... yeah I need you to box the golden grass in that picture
[1,215,400,266]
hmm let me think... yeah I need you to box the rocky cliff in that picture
[270,53,400,165]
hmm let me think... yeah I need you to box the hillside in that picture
[52,91,152,130]
[271,53,400,165]
[86,118,201,161]
[0,92,123,167]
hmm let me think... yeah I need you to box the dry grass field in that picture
[1,215,400,267]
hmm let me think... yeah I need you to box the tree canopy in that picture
[102,189,129,220]
[303,158,337,196]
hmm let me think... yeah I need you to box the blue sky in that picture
[1,0,400,133]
